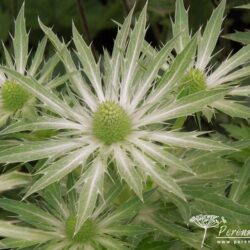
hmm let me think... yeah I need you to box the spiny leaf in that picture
[102,225,152,236]
[92,181,123,219]
[222,123,250,140]
[207,44,250,86]
[176,158,236,185]
[76,157,105,233]
[46,72,78,89]
[235,3,250,9]
[0,198,62,230]
[72,23,104,101]
[144,35,197,105]
[216,65,250,84]
[223,31,250,44]
[39,19,97,111]
[0,140,81,163]
[42,183,68,218]
[28,37,47,76]
[0,172,31,193]
[114,145,143,199]
[131,148,186,200]
[120,3,147,106]
[213,100,250,119]
[196,0,226,70]
[96,236,129,250]
[144,131,234,151]
[100,189,154,227]
[24,145,97,199]
[166,192,191,224]
[229,86,250,96]
[105,5,134,100]
[0,221,57,242]
[138,88,229,126]
[0,118,83,135]
[132,137,194,174]
[38,53,60,83]
[2,43,14,69]
[0,238,38,249]
[229,157,250,202]
[185,191,250,223]
[13,3,28,74]
[130,35,179,110]
[145,216,204,250]
[172,0,190,52]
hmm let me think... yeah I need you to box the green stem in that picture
[122,0,130,14]
[74,0,98,60]
[201,227,207,248]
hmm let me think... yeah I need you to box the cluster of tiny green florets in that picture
[1,81,30,112]
[178,68,206,98]
[92,101,131,145]
[65,215,96,243]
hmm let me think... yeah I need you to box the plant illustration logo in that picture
[190,214,227,248]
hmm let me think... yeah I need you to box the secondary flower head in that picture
[0,178,151,249]
[0,4,59,126]
[66,216,96,243]
[178,68,206,98]
[1,81,31,112]
[172,0,250,120]
[0,4,233,234]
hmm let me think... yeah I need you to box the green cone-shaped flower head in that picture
[179,68,206,98]
[66,215,96,243]
[2,81,30,112]
[92,101,131,144]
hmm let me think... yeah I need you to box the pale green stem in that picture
[201,227,207,248]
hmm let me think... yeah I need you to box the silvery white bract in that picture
[172,0,250,120]
[0,171,30,193]
[0,4,60,126]
[0,4,234,234]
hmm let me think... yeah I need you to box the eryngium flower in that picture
[0,4,59,126]
[0,4,233,233]
[172,0,250,120]
[0,178,152,249]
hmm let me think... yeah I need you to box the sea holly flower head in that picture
[2,81,31,112]
[0,4,59,126]
[0,179,152,249]
[172,0,250,120]
[0,4,234,234]
[92,101,131,144]
[178,68,206,98]
[65,216,97,243]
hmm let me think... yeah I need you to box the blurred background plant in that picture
[0,0,250,56]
